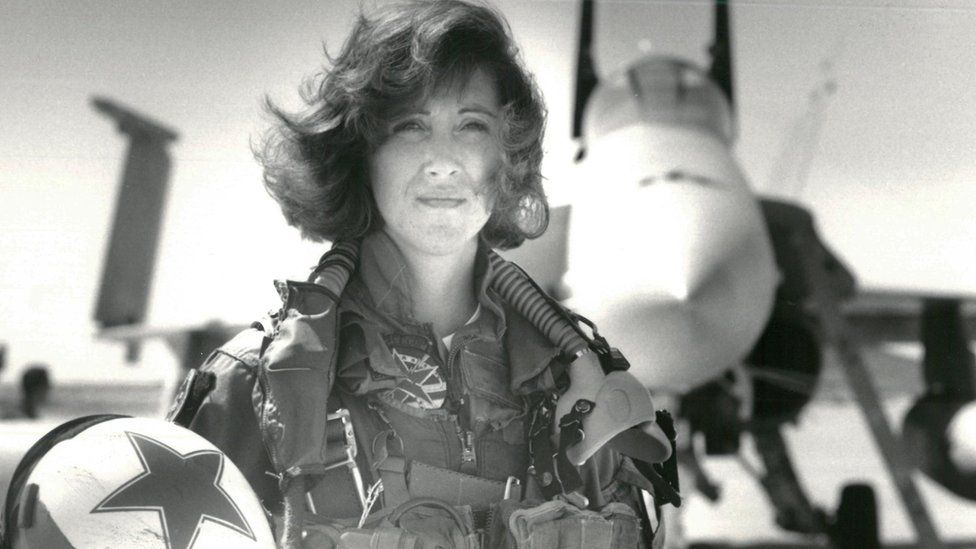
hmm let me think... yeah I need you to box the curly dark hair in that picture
[255,0,548,249]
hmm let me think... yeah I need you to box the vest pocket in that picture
[458,349,522,410]
[458,349,527,436]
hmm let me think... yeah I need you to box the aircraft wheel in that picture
[830,483,879,549]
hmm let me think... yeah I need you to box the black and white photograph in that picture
[1,0,974,547]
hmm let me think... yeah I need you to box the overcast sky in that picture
[2,0,974,381]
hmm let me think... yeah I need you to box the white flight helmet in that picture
[2,415,276,549]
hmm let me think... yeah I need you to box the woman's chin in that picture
[386,225,480,258]
[416,233,477,257]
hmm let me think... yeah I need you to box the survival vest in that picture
[167,239,679,548]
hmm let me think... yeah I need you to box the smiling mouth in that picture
[417,197,466,208]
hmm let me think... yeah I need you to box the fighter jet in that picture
[504,1,975,547]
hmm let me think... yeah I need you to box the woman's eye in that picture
[460,120,490,132]
[392,120,424,133]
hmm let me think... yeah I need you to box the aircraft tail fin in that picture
[91,97,179,361]
[572,0,598,150]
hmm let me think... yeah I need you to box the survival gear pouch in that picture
[507,499,641,549]
[303,498,479,549]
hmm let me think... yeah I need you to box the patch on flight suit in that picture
[381,333,447,410]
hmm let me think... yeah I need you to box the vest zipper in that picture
[445,334,468,406]
[447,334,477,472]
[457,422,476,466]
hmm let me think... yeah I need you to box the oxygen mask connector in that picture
[555,350,672,466]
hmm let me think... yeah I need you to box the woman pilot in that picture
[177,1,673,547]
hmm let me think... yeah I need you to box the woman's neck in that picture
[392,235,480,338]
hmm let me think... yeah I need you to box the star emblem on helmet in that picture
[91,432,255,549]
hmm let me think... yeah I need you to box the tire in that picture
[831,483,879,549]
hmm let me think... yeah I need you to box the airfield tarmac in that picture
[1,346,975,547]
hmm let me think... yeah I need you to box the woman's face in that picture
[369,69,501,257]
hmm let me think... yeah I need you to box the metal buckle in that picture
[319,408,367,509]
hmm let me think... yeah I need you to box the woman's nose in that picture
[425,162,459,178]
[424,135,461,179]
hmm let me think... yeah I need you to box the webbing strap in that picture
[305,408,369,519]
[527,394,559,499]
[372,431,410,510]
[377,456,410,510]
[408,461,507,511]
[369,429,515,515]
[555,399,593,495]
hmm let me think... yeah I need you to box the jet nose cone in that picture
[652,183,772,303]
[564,125,778,391]
[569,180,772,304]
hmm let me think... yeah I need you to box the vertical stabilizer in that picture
[572,0,598,145]
[91,97,178,359]
[708,1,734,110]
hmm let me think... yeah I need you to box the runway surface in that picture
[1,345,974,547]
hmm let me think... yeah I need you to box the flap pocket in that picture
[459,349,522,410]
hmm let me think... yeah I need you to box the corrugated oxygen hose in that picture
[486,250,589,358]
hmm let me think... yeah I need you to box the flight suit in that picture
[176,232,660,547]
